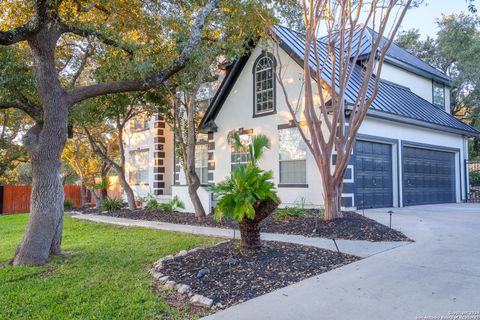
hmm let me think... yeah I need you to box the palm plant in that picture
[210,133,279,250]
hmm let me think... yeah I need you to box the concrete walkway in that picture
[71,214,409,257]
[204,203,480,320]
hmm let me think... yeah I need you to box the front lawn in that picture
[0,214,219,319]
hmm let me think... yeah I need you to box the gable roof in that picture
[320,27,451,84]
[199,25,479,137]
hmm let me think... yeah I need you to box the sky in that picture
[400,0,471,38]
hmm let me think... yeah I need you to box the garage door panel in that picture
[402,146,455,206]
[355,141,393,209]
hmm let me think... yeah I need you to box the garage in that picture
[355,140,393,209]
[402,146,456,206]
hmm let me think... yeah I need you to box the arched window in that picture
[253,54,276,116]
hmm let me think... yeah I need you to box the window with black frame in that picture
[279,127,307,185]
[254,54,275,115]
[231,133,251,171]
[195,143,209,185]
[432,81,445,108]
[129,149,149,185]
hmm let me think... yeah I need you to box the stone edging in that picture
[150,241,230,309]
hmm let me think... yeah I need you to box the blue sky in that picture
[401,0,470,37]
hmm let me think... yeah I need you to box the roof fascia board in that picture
[199,54,250,130]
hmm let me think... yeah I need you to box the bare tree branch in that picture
[65,0,220,106]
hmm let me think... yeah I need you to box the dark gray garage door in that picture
[402,146,456,206]
[355,140,393,209]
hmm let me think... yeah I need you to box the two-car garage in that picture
[354,139,457,209]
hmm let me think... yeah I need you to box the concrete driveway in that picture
[205,203,480,320]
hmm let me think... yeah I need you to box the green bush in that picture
[470,170,480,185]
[275,206,306,220]
[64,198,74,209]
[145,195,185,212]
[99,197,123,211]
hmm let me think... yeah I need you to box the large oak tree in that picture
[0,0,268,266]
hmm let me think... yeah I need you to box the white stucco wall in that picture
[379,64,433,103]
[182,44,468,212]
[124,116,174,200]
[126,43,465,213]
[379,63,452,113]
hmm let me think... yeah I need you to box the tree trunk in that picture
[90,188,102,208]
[12,27,67,266]
[100,168,109,199]
[117,169,136,210]
[322,175,343,220]
[188,181,206,219]
[13,147,65,265]
[238,199,279,250]
[80,182,87,207]
[185,165,206,219]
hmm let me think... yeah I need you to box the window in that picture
[195,144,208,185]
[231,134,251,171]
[129,149,149,185]
[254,54,275,115]
[433,81,445,108]
[279,128,307,184]
[131,114,149,131]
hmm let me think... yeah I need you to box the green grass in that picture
[0,214,219,319]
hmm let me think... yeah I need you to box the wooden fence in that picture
[1,185,84,215]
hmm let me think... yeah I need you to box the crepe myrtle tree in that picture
[210,133,279,250]
[274,0,413,220]
[0,0,224,266]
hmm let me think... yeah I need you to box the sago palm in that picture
[211,132,279,250]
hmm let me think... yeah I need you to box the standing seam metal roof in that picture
[273,25,478,136]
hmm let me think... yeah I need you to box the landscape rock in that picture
[190,294,213,308]
[187,247,201,254]
[177,250,188,256]
[176,283,191,294]
[152,272,163,280]
[196,268,210,279]
[159,276,170,283]
[163,280,176,289]
[225,257,238,265]
[162,255,174,262]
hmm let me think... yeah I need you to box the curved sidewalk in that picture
[71,214,409,258]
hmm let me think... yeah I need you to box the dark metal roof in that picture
[319,27,451,84]
[200,25,479,137]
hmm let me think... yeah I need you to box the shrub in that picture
[470,170,480,186]
[64,198,74,209]
[275,206,306,220]
[100,197,123,211]
[145,195,185,212]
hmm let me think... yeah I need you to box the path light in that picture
[331,234,340,253]
[388,210,394,229]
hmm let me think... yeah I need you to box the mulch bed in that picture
[85,208,411,242]
[156,241,360,309]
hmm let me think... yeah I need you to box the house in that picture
[124,25,479,212]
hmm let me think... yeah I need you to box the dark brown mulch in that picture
[156,241,360,309]
[87,208,411,242]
